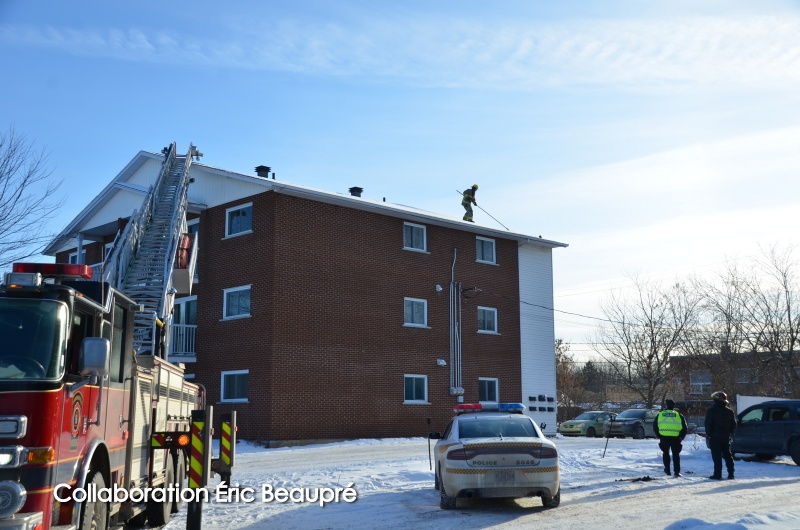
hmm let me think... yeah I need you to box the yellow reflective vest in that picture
[656,410,683,437]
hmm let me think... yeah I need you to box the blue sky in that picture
[2,0,800,355]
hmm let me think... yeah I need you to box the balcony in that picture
[168,324,197,363]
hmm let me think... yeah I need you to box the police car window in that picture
[458,417,534,439]
[442,419,454,439]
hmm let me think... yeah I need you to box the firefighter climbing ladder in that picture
[102,142,200,357]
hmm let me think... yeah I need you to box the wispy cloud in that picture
[2,13,800,90]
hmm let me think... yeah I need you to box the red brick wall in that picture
[193,192,522,442]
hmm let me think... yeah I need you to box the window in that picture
[221,370,248,402]
[68,250,87,264]
[689,370,712,395]
[479,378,498,402]
[404,374,427,403]
[104,243,113,260]
[223,286,251,319]
[225,203,252,237]
[476,236,496,264]
[187,219,199,280]
[403,222,427,252]
[403,297,427,327]
[736,368,758,384]
[477,306,498,333]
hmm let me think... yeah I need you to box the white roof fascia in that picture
[43,150,163,255]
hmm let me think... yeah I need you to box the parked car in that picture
[558,411,616,437]
[729,400,800,464]
[429,402,560,510]
[606,409,658,439]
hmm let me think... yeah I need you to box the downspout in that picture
[450,249,464,402]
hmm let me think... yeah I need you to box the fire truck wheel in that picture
[147,453,175,526]
[172,452,187,513]
[78,470,108,530]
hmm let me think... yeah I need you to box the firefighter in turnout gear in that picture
[705,390,736,480]
[462,184,479,222]
[654,399,689,477]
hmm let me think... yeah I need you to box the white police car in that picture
[429,403,560,510]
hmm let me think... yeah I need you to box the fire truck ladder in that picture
[102,142,199,357]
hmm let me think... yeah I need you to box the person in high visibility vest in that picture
[654,399,689,477]
[462,184,478,222]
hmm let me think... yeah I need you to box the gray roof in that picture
[45,150,567,255]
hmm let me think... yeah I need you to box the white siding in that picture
[187,165,273,208]
[518,244,558,435]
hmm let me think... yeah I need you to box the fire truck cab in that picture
[0,263,202,529]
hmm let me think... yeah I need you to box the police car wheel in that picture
[543,489,560,508]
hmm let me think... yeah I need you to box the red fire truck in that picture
[0,262,205,529]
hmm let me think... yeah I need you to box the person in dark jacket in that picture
[704,391,736,480]
[654,399,689,477]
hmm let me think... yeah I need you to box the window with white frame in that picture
[479,378,498,402]
[403,297,427,327]
[689,370,712,395]
[104,243,113,260]
[221,370,248,402]
[403,222,427,252]
[476,236,496,264]
[223,286,251,319]
[68,250,87,264]
[225,203,252,237]
[477,306,498,333]
[404,374,428,403]
[187,218,199,280]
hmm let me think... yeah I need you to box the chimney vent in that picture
[348,187,363,197]
[255,165,271,178]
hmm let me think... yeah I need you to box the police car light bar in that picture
[12,263,92,280]
[453,403,526,414]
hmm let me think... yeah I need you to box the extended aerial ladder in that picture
[101,142,200,357]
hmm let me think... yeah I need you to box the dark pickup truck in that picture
[730,399,800,465]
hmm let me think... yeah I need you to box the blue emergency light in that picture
[453,403,526,414]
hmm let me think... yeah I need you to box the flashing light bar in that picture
[454,403,526,414]
[12,263,92,280]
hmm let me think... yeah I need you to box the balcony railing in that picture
[170,324,197,358]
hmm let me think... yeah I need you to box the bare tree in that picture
[684,262,758,397]
[742,246,800,395]
[0,126,62,268]
[555,339,583,408]
[591,276,701,408]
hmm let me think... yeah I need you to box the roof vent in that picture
[255,165,271,178]
[348,187,363,197]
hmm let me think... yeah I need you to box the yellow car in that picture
[429,403,561,510]
[557,411,616,437]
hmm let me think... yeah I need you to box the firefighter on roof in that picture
[462,184,479,222]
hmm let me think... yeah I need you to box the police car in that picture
[429,403,561,510]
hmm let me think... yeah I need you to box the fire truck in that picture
[0,144,227,529]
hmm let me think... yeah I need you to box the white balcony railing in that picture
[170,324,197,357]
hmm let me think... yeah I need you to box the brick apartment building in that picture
[45,147,567,443]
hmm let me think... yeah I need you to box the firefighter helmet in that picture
[711,391,728,403]
[472,184,479,189]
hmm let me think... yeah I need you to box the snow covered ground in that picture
[163,434,799,530]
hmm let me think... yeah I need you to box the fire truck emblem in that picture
[71,393,83,437]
